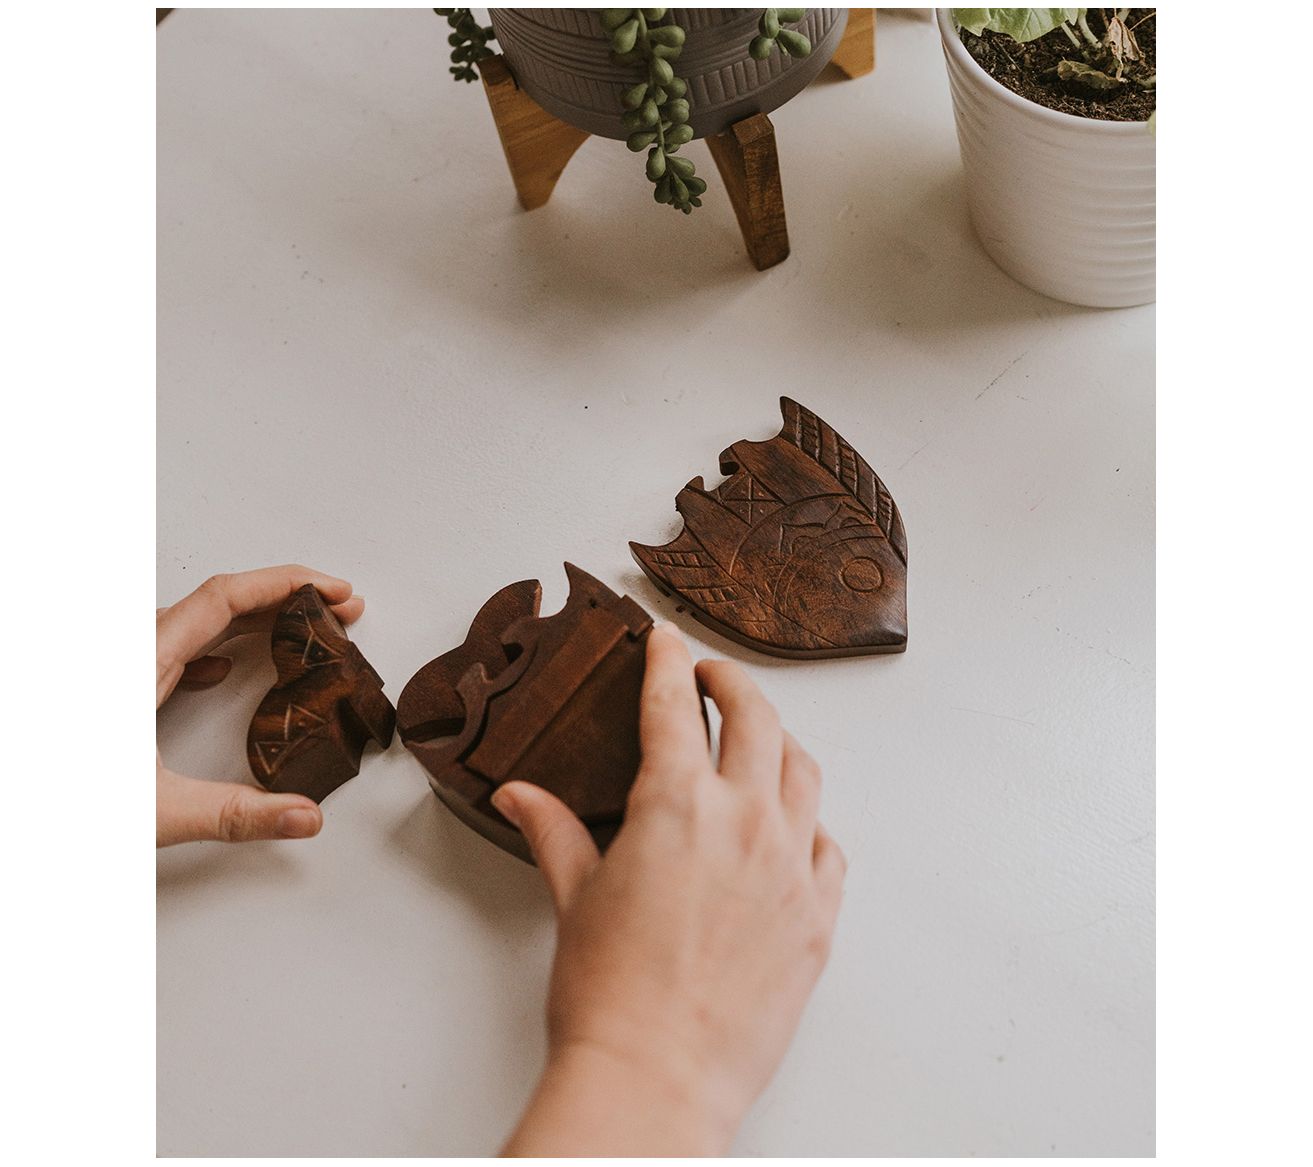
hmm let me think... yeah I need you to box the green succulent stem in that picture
[609,9,705,213]
[749,8,812,60]
[435,8,495,82]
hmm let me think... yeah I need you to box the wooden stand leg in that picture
[828,7,876,79]
[478,55,590,211]
[706,113,789,272]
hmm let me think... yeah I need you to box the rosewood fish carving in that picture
[631,397,908,658]
[398,565,655,863]
[246,584,396,802]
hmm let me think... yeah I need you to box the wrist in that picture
[504,1036,740,1157]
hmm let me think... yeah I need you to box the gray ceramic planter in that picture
[487,8,848,140]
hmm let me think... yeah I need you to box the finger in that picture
[695,658,782,790]
[175,655,233,690]
[813,821,847,904]
[780,731,822,835]
[156,768,323,847]
[633,624,709,791]
[492,781,600,915]
[157,565,353,675]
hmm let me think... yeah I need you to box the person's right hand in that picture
[493,624,846,1156]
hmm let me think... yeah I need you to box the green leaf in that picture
[655,174,673,203]
[646,148,667,180]
[667,154,695,178]
[685,176,707,196]
[621,80,649,109]
[761,9,781,37]
[777,29,811,56]
[651,43,681,60]
[621,108,646,131]
[665,77,687,98]
[749,35,776,60]
[643,8,667,20]
[601,9,634,31]
[665,123,694,147]
[639,98,660,126]
[663,98,690,125]
[647,25,686,49]
[777,7,806,21]
[627,130,658,151]
[1056,58,1121,89]
[650,57,675,85]
[612,17,640,54]
[952,8,1080,42]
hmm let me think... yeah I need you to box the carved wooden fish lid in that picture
[247,584,395,802]
[631,397,908,658]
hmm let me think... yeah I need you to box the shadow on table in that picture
[336,142,1089,345]
[156,835,303,896]
[389,789,550,929]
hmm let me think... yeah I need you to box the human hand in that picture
[493,624,846,1156]
[156,565,364,847]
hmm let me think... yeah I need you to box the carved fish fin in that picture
[629,529,774,630]
[777,396,908,564]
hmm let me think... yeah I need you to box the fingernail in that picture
[490,786,520,827]
[276,807,321,838]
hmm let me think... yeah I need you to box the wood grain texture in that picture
[827,7,876,79]
[631,396,908,658]
[478,54,589,211]
[246,584,395,802]
[399,565,655,863]
[706,113,789,271]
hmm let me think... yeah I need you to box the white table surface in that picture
[156,8,1154,1157]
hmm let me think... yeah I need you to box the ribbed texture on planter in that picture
[488,8,847,141]
[936,9,1155,308]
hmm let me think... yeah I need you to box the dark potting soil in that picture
[960,10,1155,123]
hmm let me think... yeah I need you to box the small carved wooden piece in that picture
[247,585,395,802]
[632,397,908,658]
[479,54,590,211]
[827,8,876,79]
[399,565,652,862]
[706,113,790,271]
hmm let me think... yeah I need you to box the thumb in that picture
[492,781,599,914]
[157,768,323,847]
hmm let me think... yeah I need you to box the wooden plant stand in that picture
[477,10,876,271]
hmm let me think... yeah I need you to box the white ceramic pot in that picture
[935,8,1155,308]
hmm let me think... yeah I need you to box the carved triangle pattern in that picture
[255,739,291,774]
[302,631,343,668]
[718,473,782,525]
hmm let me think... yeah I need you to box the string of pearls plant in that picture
[602,8,704,213]
[434,8,494,82]
[435,8,812,215]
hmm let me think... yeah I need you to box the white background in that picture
[155,8,1153,1157]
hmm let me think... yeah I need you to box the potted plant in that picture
[936,8,1155,307]
[437,8,848,213]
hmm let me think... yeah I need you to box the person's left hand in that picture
[156,565,364,847]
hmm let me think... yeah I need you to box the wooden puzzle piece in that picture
[247,584,395,802]
[398,565,654,863]
[631,397,908,658]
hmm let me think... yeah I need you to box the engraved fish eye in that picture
[840,557,883,593]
